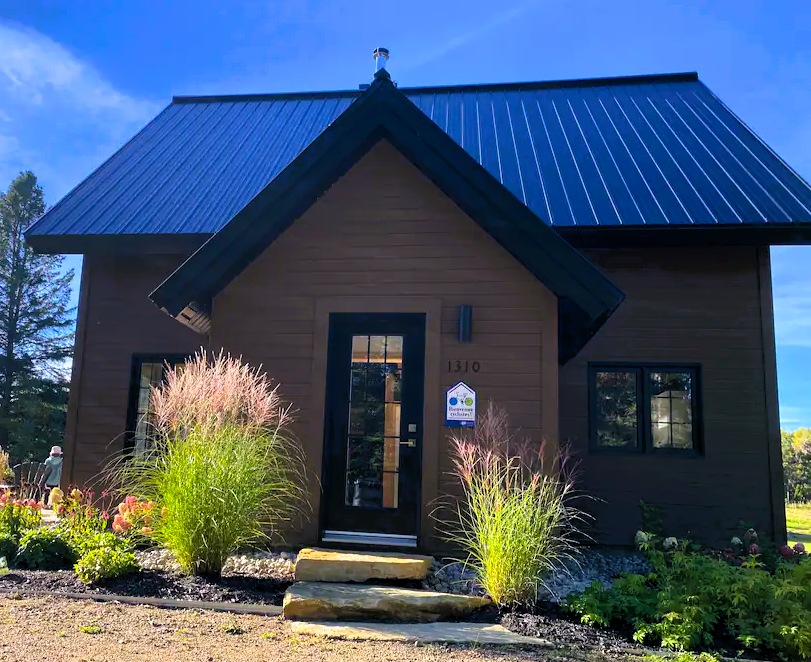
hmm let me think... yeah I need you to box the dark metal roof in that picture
[27,72,811,242]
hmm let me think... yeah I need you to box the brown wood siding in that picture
[560,246,780,546]
[65,254,203,487]
[210,140,559,549]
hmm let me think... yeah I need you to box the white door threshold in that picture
[321,530,418,548]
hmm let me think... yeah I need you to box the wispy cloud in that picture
[398,0,541,73]
[0,21,159,201]
[779,405,807,430]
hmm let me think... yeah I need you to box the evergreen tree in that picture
[0,172,74,460]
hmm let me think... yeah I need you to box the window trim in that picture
[125,353,189,453]
[588,362,703,456]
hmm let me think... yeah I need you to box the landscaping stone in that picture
[421,549,650,603]
[282,581,490,622]
[136,548,296,579]
[289,620,551,645]
[294,548,432,583]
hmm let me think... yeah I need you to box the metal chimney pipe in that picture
[373,47,389,73]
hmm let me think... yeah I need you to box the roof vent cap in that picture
[373,47,389,73]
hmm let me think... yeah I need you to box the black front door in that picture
[321,313,425,543]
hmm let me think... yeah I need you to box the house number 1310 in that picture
[448,360,481,373]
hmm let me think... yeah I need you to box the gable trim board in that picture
[150,70,625,362]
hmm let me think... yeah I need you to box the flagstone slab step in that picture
[290,620,551,646]
[294,547,432,583]
[283,581,491,622]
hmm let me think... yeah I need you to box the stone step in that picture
[283,582,491,622]
[289,621,550,646]
[294,547,432,583]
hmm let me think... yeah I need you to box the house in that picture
[26,58,811,550]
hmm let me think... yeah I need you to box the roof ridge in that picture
[171,71,700,104]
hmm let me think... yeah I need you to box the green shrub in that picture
[0,532,18,563]
[566,533,811,660]
[16,528,77,570]
[107,351,308,577]
[72,530,131,557]
[75,546,139,585]
[438,402,585,606]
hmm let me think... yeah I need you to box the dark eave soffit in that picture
[25,224,811,257]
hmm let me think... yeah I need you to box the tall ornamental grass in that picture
[108,350,307,576]
[441,403,586,606]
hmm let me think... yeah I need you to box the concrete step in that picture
[283,582,491,622]
[294,547,432,583]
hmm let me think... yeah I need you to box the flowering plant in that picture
[113,495,158,539]
[778,542,808,559]
[47,487,64,507]
[0,490,42,540]
[56,486,111,546]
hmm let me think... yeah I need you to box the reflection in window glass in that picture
[345,335,403,509]
[132,362,165,455]
[594,371,639,448]
[650,372,694,450]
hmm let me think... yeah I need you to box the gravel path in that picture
[0,595,641,662]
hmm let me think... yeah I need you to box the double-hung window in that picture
[589,363,702,454]
[126,354,187,454]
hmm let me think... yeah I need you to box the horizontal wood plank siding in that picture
[210,141,559,549]
[560,246,778,545]
[66,254,202,487]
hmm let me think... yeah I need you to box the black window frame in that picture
[125,353,189,453]
[588,362,703,456]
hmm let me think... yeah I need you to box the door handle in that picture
[400,439,417,448]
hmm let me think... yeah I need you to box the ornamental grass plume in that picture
[106,350,308,577]
[435,402,589,606]
[150,349,293,436]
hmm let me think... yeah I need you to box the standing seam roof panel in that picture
[659,91,768,224]
[123,102,255,234]
[506,91,547,217]
[26,76,811,239]
[649,88,750,224]
[690,89,811,218]
[635,87,729,224]
[669,91,791,223]
[571,89,643,226]
[605,89,694,225]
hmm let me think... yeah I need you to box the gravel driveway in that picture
[0,595,639,662]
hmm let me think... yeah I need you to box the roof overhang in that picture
[150,69,625,363]
[559,224,811,248]
[25,233,211,255]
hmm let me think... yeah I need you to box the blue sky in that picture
[1,0,810,427]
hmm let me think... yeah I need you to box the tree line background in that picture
[0,172,74,470]
[783,428,811,503]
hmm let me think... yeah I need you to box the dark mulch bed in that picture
[0,569,293,605]
[501,601,648,657]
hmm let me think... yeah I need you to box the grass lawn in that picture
[785,502,811,545]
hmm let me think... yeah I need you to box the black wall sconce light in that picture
[458,305,473,342]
